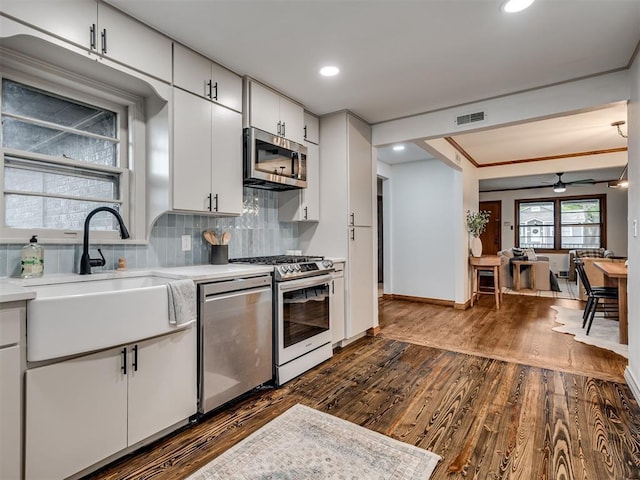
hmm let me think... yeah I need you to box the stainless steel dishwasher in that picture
[198,274,273,414]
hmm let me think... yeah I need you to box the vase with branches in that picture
[466,210,491,256]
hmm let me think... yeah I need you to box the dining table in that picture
[593,261,628,345]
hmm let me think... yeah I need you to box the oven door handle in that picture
[277,274,333,292]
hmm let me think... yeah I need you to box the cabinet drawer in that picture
[0,307,21,347]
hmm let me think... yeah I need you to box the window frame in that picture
[0,64,138,244]
[515,194,607,253]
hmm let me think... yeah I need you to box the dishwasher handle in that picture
[200,275,272,297]
[203,286,272,304]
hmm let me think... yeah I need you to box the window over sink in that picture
[1,72,131,242]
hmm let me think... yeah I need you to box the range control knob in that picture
[322,260,333,269]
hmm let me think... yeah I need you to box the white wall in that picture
[625,52,640,399]
[386,159,457,301]
[479,184,628,273]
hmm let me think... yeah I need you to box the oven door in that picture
[276,274,332,365]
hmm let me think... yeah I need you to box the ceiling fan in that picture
[549,172,596,193]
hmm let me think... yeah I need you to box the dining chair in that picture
[574,259,618,335]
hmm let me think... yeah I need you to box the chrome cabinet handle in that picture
[304,125,308,140]
[304,206,308,220]
[207,193,212,211]
[277,121,281,135]
[212,82,218,100]
[281,122,286,137]
[206,80,212,98]
[350,228,355,241]
[214,194,219,212]
[350,213,355,225]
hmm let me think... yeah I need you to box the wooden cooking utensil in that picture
[221,231,231,245]
[203,230,218,245]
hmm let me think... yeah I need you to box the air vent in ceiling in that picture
[455,110,486,126]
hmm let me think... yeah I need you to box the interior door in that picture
[479,201,502,255]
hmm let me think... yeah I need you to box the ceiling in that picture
[106,0,638,192]
[107,0,639,125]
[377,102,630,190]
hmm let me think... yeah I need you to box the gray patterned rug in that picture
[186,404,441,479]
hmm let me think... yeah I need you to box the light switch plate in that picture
[181,235,191,251]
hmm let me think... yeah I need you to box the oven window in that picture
[283,284,329,348]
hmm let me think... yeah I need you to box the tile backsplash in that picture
[0,188,298,277]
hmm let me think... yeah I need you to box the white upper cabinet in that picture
[173,43,242,112]
[247,80,305,144]
[1,0,172,82]
[347,115,373,227]
[97,3,172,82]
[173,88,243,215]
[1,0,97,49]
[304,111,320,144]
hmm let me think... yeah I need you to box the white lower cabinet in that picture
[25,327,196,480]
[0,345,21,480]
[347,227,374,338]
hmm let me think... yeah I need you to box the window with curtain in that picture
[516,195,605,251]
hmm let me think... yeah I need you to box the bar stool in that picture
[469,255,502,309]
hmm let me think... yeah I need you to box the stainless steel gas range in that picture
[229,255,334,385]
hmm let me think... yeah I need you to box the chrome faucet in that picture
[79,206,130,275]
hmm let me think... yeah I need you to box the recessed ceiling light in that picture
[393,145,405,151]
[502,0,535,13]
[319,66,340,77]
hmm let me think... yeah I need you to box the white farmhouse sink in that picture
[27,274,186,362]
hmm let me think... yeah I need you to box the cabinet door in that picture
[127,328,197,445]
[279,95,305,144]
[347,227,374,338]
[173,88,213,212]
[304,111,320,144]
[249,82,281,136]
[1,0,96,50]
[331,275,346,344]
[302,142,320,221]
[210,62,243,113]
[347,115,373,227]
[98,3,172,82]
[0,346,21,480]
[173,43,212,98]
[211,104,243,215]
[25,348,127,480]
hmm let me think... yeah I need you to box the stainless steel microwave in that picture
[243,127,307,190]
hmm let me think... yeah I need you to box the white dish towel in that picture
[167,279,197,326]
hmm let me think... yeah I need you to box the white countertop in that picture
[0,264,275,303]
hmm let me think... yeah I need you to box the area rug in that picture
[185,404,441,479]
[502,277,578,300]
[550,305,627,358]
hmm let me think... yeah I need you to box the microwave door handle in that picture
[291,152,298,178]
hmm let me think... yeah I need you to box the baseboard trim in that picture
[367,326,381,336]
[624,367,640,402]
[454,300,470,310]
[388,294,455,308]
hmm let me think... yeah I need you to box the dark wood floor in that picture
[86,295,640,480]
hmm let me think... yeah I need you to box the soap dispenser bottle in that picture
[21,235,44,279]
